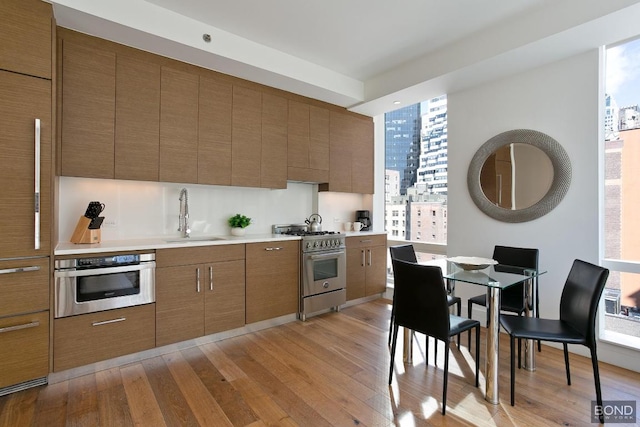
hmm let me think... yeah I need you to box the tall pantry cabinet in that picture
[0,0,53,392]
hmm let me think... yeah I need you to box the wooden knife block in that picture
[70,216,101,244]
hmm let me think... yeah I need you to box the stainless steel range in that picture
[273,224,346,321]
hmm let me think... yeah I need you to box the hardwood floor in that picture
[1,299,639,426]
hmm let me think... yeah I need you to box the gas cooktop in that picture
[272,224,345,239]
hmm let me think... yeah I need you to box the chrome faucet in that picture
[178,188,190,238]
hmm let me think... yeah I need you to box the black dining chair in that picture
[388,259,480,415]
[467,245,540,363]
[500,259,609,421]
[389,245,462,357]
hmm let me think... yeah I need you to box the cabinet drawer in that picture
[156,244,245,267]
[0,258,49,318]
[54,304,155,372]
[346,234,386,249]
[0,311,49,389]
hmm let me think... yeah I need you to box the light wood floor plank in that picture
[120,363,167,427]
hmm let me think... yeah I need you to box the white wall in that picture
[58,177,316,240]
[447,49,638,371]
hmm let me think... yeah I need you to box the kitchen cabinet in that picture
[287,100,330,183]
[261,92,288,189]
[60,41,116,179]
[246,240,299,323]
[346,235,387,300]
[115,55,161,181]
[155,245,246,346]
[159,66,199,184]
[53,304,155,372]
[232,85,262,187]
[0,0,52,79]
[198,76,233,185]
[319,111,374,194]
[0,70,52,258]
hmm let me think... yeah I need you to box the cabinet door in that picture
[60,41,115,178]
[0,71,51,258]
[198,76,232,185]
[308,105,330,180]
[327,110,353,192]
[261,92,288,189]
[0,0,52,79]
[156,265,204,346]
[115,55,160,181]
[288,100,310,172]
[246,241,299,323]
[0,258,49,317]
[232,85,262,187]
[159,66,199,184]
[346,247,366,301]
[204,260,245,335]
[0,311,49,388]
[351,116,375,194]
[365,245,387,296]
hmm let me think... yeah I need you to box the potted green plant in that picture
[228,213,252,236]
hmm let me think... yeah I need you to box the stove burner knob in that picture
[334,239,339,246]
[314,241,320,248]
[321,240,326,247]
[306,242,312,249]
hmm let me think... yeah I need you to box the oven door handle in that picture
[54,262,155,277]
[309,251,345,260]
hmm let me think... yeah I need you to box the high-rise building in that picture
[384,104,421,195]
[417,95,448,194]
[605,93,619,141]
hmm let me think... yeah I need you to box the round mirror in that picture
[468,129,571,223]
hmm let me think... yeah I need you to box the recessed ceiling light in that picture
[203,34,211,43]
[393,101,401,105]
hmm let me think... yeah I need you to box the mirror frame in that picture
[467,129,571,223]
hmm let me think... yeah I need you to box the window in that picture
[601,37,640,349]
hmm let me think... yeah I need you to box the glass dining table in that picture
[404,259,545,404]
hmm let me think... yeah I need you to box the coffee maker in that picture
[355,210,371,231]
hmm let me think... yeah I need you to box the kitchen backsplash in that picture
[57,177,371,242]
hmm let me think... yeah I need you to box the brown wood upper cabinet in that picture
[261,92,288,189]
[287,100,330,183]
[232,85,262,187]
[198,76,232,185]
[159,66,199,184]
[115,56,160,181]
[320,111,374,194]
[0,0,52,79]
[60,41,116,179]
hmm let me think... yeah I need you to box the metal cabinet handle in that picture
[92,317,126,326]
[360,239,372,243]
[0,321,40,334]
[196,267,201,293]
[265,247,283,251]
[209,266,213,291]
[361,250,365,267]
[368,249,372,266]
[34,118,41,250]
[0,266,40,275]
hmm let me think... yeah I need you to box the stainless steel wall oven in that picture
[54,253,155,318]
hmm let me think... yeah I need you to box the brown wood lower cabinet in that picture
[53,304,155,372]
[246,240,299,323]
[155,245,246,347]
[346,234,387,300]
[0,311,49,389]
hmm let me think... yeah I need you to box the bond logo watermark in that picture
[591,400,636,423]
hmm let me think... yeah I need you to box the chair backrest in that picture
[492,245,539,300]
[391,258,450,341]
[389,244,418,263]
[559,259,609,345]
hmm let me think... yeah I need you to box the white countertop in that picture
[54,233,302,255]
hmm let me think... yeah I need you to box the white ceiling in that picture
[51,0,640,116]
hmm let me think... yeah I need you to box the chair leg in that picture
[425,335,429,365]
[456,300,461,348]
[510,334,516,406]
[563,343,571,386]
[467,300,473,349]
[389,324,399,384]
[434,337,438,366]
[517,338,522,369]
[475,325,480,387]
[388,304,395,346]
[590,344,604,424]
[442,340,449,415]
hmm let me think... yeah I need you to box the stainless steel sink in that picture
[164,236,226,243]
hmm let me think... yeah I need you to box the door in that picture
[0,71,51,258]
[204,260,245,334]
[346,247,366,300]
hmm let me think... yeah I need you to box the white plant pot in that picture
[231,227,246,236]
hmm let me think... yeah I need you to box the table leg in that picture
[403,328,413,363]
[485,287,500,404]
[523,274,536,371]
